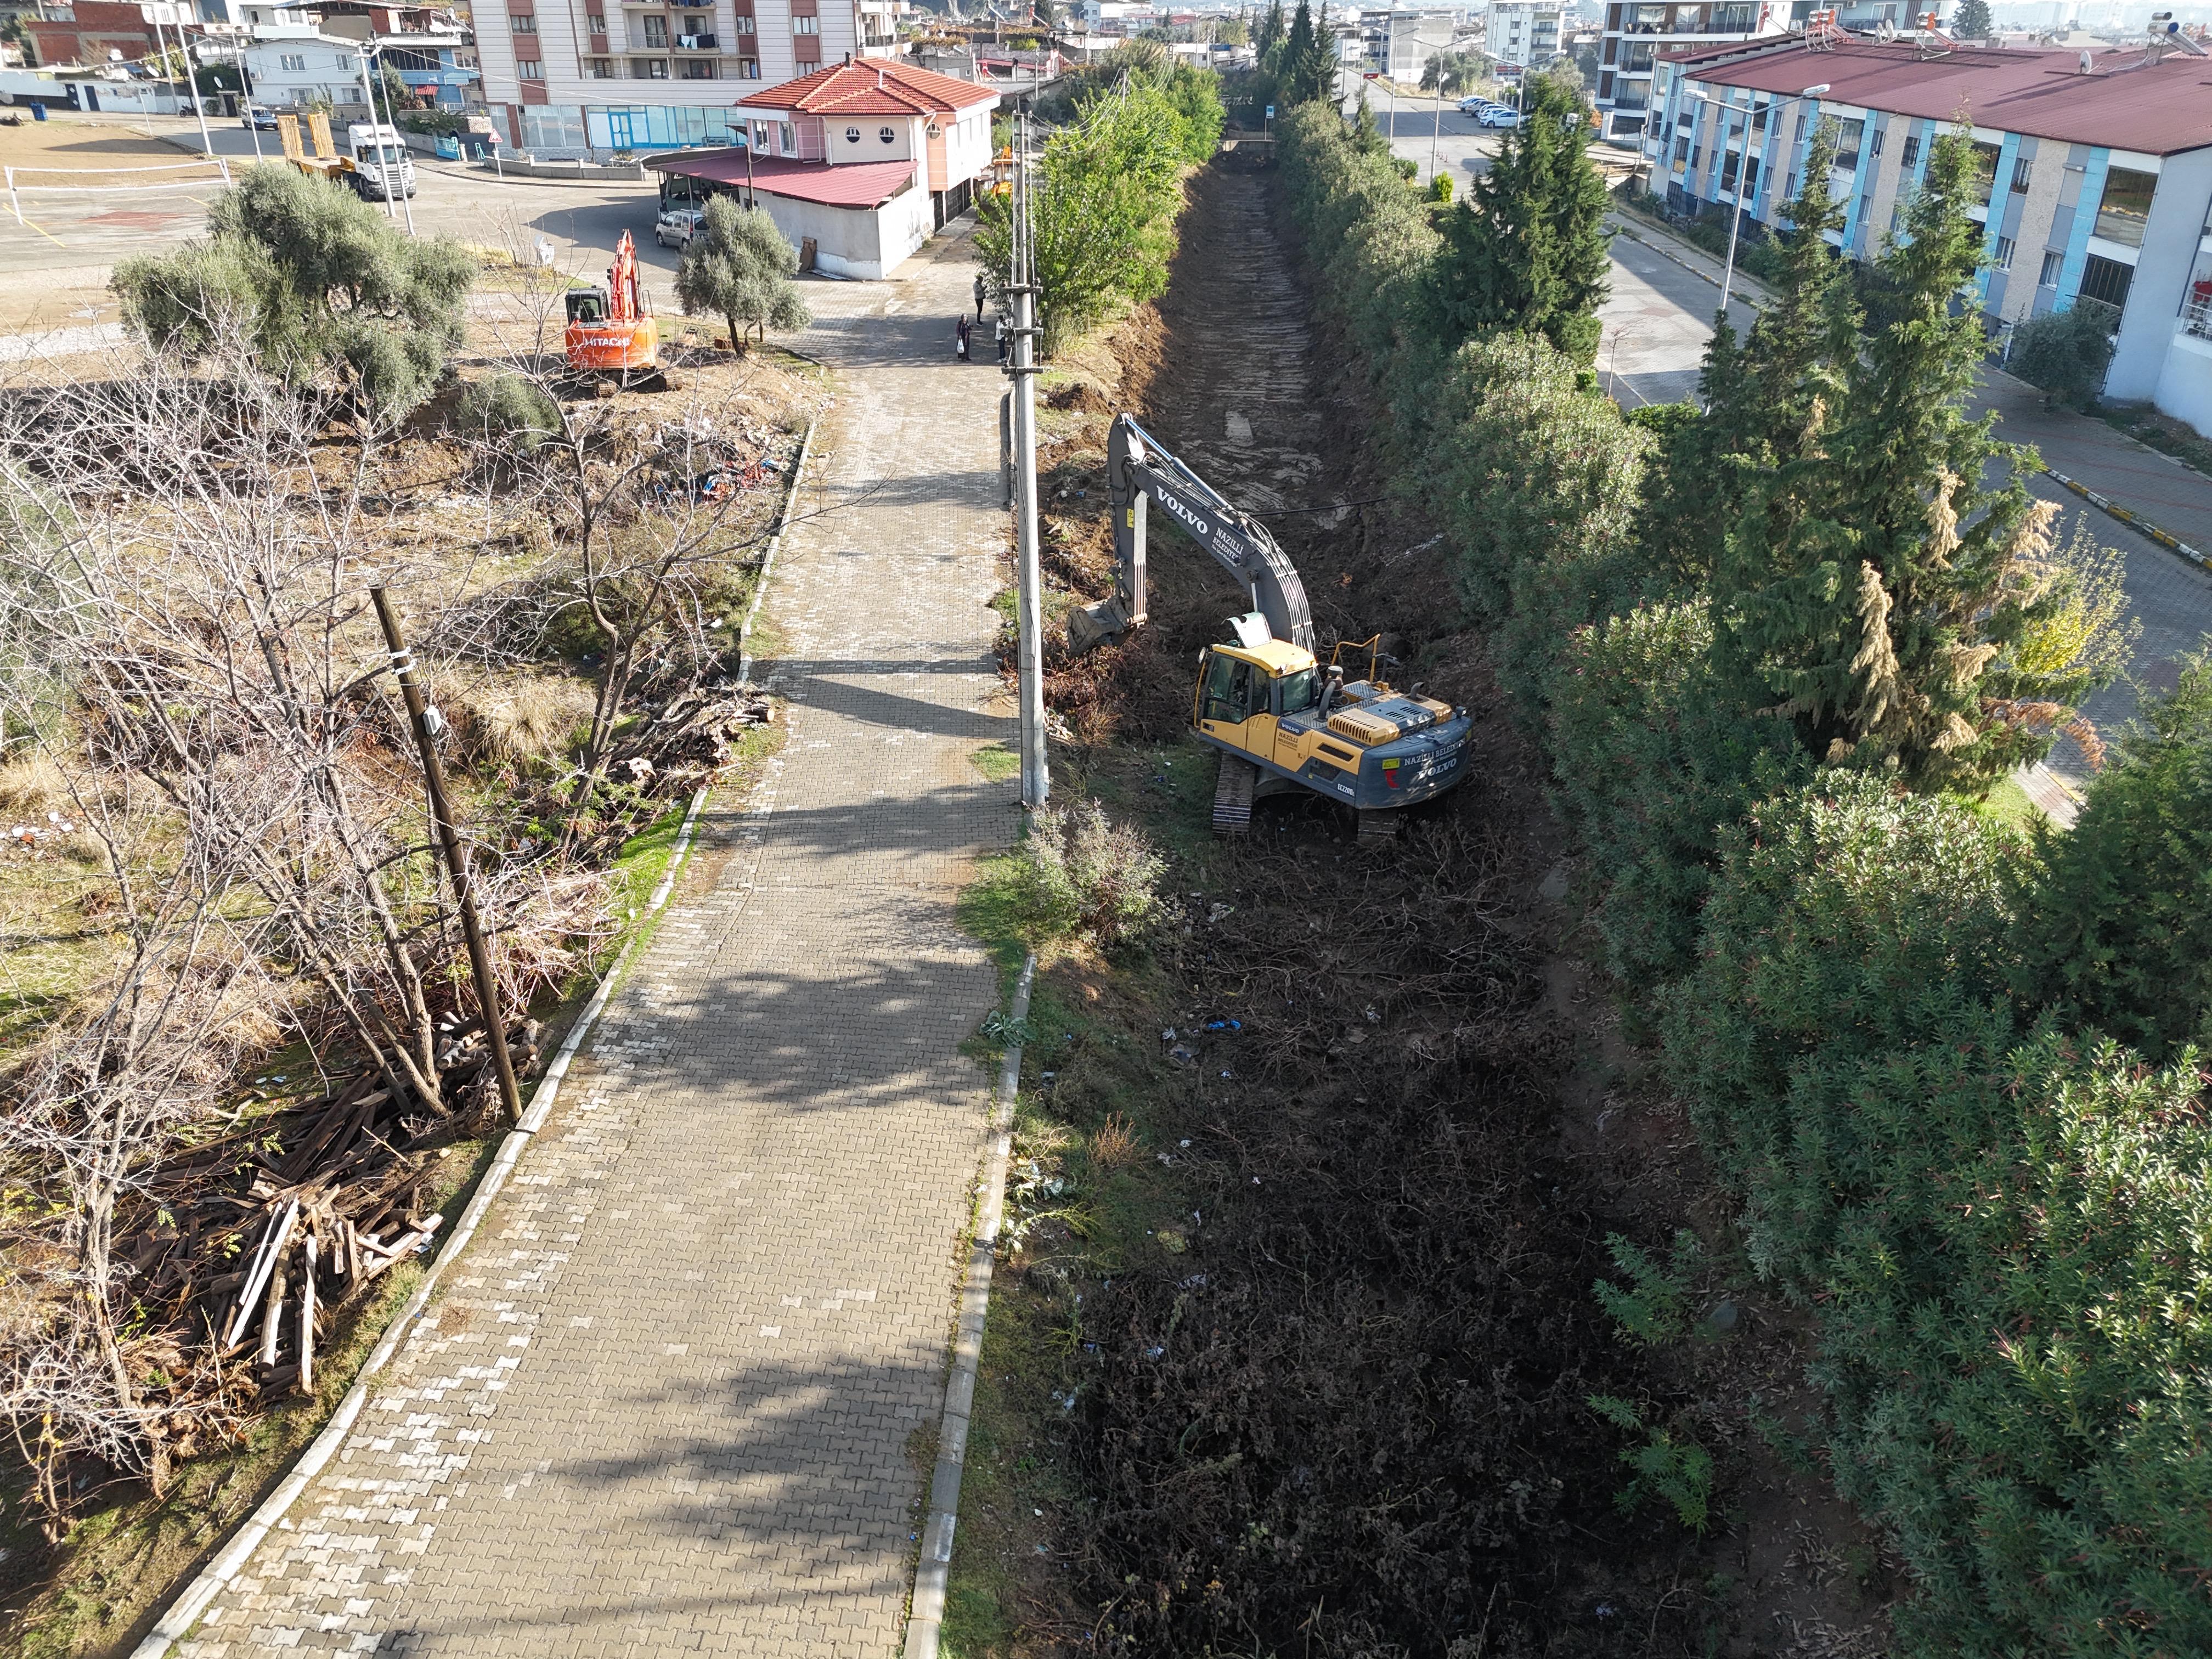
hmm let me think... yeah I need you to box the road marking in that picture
[15,213,64,248]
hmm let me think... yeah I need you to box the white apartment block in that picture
[1359,8,1454,78]
[1487,1,1563,64]
[473,0,898,154]
[1595,0,1786,138]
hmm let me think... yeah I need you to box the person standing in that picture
[955,313,972,360]
[973,272,987,321]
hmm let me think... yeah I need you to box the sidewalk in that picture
[167,235,1015,1659]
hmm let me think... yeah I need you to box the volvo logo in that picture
[1158,490,1210,540]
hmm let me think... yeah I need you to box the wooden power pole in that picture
[369,584,524,1126]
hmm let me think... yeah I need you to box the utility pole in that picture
[366,42,416,235]
[238,33,263,161]
[1007,97,1049,810]
[356,45,399,221]
[368,585,524,1127]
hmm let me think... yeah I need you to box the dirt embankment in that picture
[1002,158,1894,1656]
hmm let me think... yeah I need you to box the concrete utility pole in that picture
[356,45,399,220]
[1007,97,1049,810]
[368,585,524,1127]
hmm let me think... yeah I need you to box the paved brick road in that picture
[174,231,1014,1659]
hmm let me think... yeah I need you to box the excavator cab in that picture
[565,230,663,388]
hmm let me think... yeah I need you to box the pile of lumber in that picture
[131,1013,544,1403]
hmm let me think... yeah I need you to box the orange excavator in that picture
[564,230,664,390]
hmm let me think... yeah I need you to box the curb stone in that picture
[902,952,1036,1659]
[128,413,821,1659]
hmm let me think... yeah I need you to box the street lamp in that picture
[1688,80,1827,314]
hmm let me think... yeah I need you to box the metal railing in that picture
[2185,294,2212,341]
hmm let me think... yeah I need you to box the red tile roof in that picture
[1681,38,2212,154]
[642,150,918,208]
[735,58,1000,117]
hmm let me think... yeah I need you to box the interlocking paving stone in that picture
[177,228,1013,1659]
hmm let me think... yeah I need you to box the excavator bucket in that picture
[1067,595,1131,655]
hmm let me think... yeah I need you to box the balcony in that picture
[674,32,718,48]
[2186,290,2212,341]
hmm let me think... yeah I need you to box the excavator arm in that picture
[1068,414,1314,654]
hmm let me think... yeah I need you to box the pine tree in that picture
[1951,0,1992,38]
[1279,0,1332,104]
[1254,0,1286,70]
[1714,127,2055,788]
[1641,121,1856,586]
[1424,69,1609,364]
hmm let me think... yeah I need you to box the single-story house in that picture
[645,55,996,280]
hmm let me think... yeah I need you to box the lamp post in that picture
[1689,80,1827,314]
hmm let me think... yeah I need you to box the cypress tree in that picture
[1951,0,1992,37]
[1424,69,1610,364]
[1279,0,1332,104]
[1716,126,2055,788]
[1641,121,1856,586]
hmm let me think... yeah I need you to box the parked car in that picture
[654,206,704,249]
[1457,95,1491,113]
[242,104,278,131]
[1478,106,1521,128]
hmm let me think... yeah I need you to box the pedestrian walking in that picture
[955,313,972,361]
[973,273,986,321]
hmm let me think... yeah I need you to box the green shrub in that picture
[1592,1229,1701,1346]
[1007,798,1164,947]
[456,373,562,454]
[2029,653,2212,1057]
[1425,333,1650,713]
[1425,171,1452,204]
[1661,771,2034,1271]
[1587,1395,1714,1531]
[1545,600,1807,986]
[2008,302,2116,410]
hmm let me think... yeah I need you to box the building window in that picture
[1970,139,2000,205]
[280,52,306,69]
[740,57,759,75]
[631,56,667,76]
[793,13,817,30]
[517,57,543,77]
[1900,132,1918,167]
[643,16,667,45]
[589,57,614,75]
[586,10,604,28]
[509,12,535,30]
[1858,191,1872,224]
[2010,155,2032,193]
[1794,108,1807,140]
[2078,252,2134,309]
[684,13,705,29]
[1834,118,1864,172]
[732,14,754,29]
[1869,125,1882,156]
[1993,235,2015,270]
[1671,136,1688,168]
[2038,249,2063,286]
[2094,166,2157,248]
[682,58,715,76]
[878,124,894,143]
[779,121,793,150]
[844,125,860,142]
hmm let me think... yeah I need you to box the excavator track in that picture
[1212,756,1258,836]
[1356,808,1403,846]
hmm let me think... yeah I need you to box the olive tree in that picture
[673,196,811,351]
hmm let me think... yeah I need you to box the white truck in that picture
[344,122,417,200]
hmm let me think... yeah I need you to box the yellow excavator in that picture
[1069,414,1474,842]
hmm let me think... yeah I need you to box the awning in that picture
[645,149,917,208]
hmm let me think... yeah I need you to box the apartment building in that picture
[1595,0,1786,138]
[1647,35,2212,435]
[473,0,898,154]
[1358,8,1455,78]
[1487,1,1564,64]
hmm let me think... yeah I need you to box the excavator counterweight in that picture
[1069,413,1474,839]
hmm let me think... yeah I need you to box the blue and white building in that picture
[1644,33,2212,435]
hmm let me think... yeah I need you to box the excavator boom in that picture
[1069,414,1314,655]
